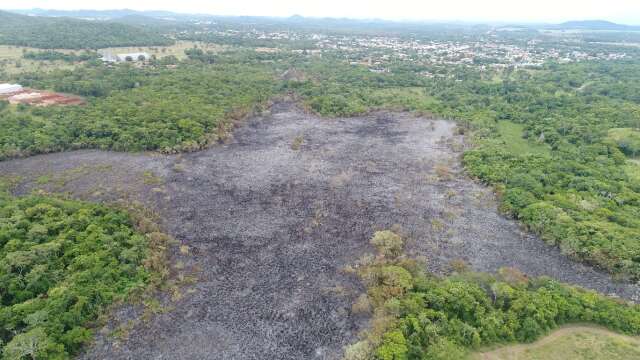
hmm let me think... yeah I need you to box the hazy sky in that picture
[6,0,640,24]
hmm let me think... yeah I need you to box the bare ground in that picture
[1,102,639,359]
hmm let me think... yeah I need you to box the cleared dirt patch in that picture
[1,88,84,106]
[1,102,639,359]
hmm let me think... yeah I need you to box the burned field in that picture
[1,102,639,359]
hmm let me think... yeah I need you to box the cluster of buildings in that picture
[314,35,629,70]
[197,26,630,72]
[0,83,83,106]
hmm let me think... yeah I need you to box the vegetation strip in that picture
[344,230,640,359]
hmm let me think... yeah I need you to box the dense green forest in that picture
[453,64,640,280]
[22,51,99,63]
[0,60,276,159]
[0,185,168,359]
[346,231,640,360]
[0,11,172,49]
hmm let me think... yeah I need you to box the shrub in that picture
[375,330,408,360]
[352,294,372,314]
[370,231,404,259]
[344,340,374,360]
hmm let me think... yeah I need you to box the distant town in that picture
[195,27,632,72]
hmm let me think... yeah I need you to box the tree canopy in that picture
[0,191,167,359]
[0,11,172,49]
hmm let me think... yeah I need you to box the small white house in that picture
[0,84,23,95]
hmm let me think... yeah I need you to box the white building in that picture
[116,52,151,62]
[100,52,151,63]
[0,84,23,95]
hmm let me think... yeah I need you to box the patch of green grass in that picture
[28,165,115,191]
[608,128,640,158]
[484,74,504,84]
[0,45,76,74]
[607,128,640,142]
[98,41,225,60]
[496,120,551,155]
[625,161,640,183]
[36,174,51,185]
[369,87,439,113]
[472,326,640,360]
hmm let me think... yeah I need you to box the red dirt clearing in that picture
[0,88,84,106]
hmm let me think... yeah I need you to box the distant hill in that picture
[12,8,141,19]
[0,10,173,49]
[10,8,196,21]
[554,20,640,31]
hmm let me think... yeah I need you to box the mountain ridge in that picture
[6,9,640,28]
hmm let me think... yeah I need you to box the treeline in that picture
[23,50,99,63]
[0,11,172,49]
[452,63,640,279]
[0,61,276,159]
[184,48,216,64]
[0,190,168,359]
[347,231,640,360]
[375,270,640,359]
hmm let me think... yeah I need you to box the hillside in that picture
[11,8,190,20]
[0,10,172,49]
[557,20,640,30]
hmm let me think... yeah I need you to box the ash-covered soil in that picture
[1,102,639,360]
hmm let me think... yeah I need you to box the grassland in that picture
[369,87,439,112]
[608,127,640,142]
[98,41,226,60]
[625,160,640,183]
[0,45,76,74]
[496,120,551,155]
[0,41,226,76]
[472,325,640,360]
[608,127,640,158]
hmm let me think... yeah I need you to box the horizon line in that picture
[3,7,640,27]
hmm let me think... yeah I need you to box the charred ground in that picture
[1,102,638,359]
